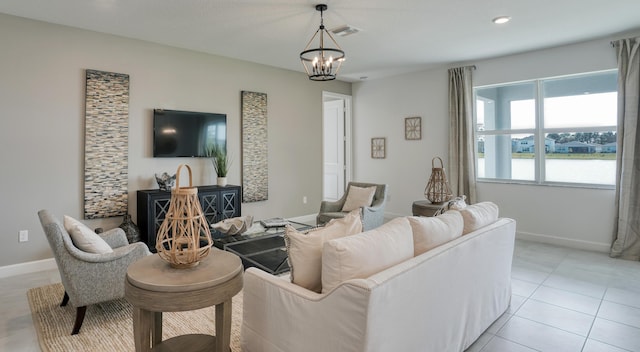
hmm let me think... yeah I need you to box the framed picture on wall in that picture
[371,137,386,159]
[405,116,421,140]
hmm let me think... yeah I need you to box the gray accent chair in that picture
[38,209,151,335]
[317,182,388,231]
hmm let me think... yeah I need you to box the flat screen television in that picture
[153,109,226,157]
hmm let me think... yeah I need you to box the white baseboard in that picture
[0,258,57,279]
[516,231,611,253]
[1,216,320,279]
[291,212,401,225]
[288,214,317,225]
[0,231,608,279]
[303,212,611,254]
[384,211,405,221]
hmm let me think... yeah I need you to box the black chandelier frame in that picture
[300,4,346,81]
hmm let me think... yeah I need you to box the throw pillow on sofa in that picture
[284,209,363,292]
[63,215,113,254]
[341,185,376,212]
[459,201,499,235]
[321,217,414,293]
[408,211,464,256]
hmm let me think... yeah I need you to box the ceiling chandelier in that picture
[300,4,345,81]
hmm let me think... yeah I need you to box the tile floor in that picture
[467,240,640,352]
[1,240,640,351]
[0,267,60,351]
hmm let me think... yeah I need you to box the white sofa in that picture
[241,213,516,352]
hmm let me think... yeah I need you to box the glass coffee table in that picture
[213,220,313,275]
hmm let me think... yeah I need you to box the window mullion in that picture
[536,80,545,184]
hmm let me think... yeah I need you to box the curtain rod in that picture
[448,65,476,71]
[611,37,639,46]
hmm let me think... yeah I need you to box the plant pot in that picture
[217,177,228,187]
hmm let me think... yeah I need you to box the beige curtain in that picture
[610,37,640,260]
[448,66,477,204]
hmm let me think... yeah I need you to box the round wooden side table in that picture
[412,200,446,217]
[125,250,243,352]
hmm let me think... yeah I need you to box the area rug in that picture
[27,283,242,352]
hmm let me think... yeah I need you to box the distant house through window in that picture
[474,70,618,186]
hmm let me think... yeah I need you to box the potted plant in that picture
[205,144,231,186]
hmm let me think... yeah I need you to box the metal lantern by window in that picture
[424,157,453,204]
[156,164,212,268]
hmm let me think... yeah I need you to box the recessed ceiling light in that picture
[492,16,511,24]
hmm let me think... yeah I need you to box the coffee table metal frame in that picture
[214,221,312,275]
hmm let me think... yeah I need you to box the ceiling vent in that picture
[331,25,361,37]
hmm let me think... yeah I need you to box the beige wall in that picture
[352,33,640,252]
[352,69,449,215]
[3,11,637,269]
[0,13,350,267]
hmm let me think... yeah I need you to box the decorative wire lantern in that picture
[156,164,212,268]
[424,157,454,204]
[300,4,345,81]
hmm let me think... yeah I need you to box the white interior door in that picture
[323,99,345,201]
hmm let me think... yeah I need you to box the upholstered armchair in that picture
[38,210,150,334]
[317,182,388,231]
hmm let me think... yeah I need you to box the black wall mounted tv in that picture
[153,109,227,158]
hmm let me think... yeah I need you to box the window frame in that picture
[474,70,617,189]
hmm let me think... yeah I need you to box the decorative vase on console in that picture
[119,214,141,244]
[205,144,231,187]
[155,172,176,191]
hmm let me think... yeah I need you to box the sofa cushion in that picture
[321,217,414,293]
[63,215,113,254]
[284,210,362,292]
[408,211,464,256]
[341,185,376,212]
[459,202,499,235]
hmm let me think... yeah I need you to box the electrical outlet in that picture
[303,196,308,204]
[19,230,28,242]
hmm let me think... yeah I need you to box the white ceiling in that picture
[2,0,639,82]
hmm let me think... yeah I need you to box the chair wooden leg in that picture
[60,291,69,307]
[71,306,87,335]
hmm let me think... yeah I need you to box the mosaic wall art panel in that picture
[84,69,129,219]
[241,91,268,202]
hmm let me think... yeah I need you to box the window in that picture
[475,70,617,186]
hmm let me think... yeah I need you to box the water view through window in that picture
[475,71,617,186]
[478,158,616,185]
